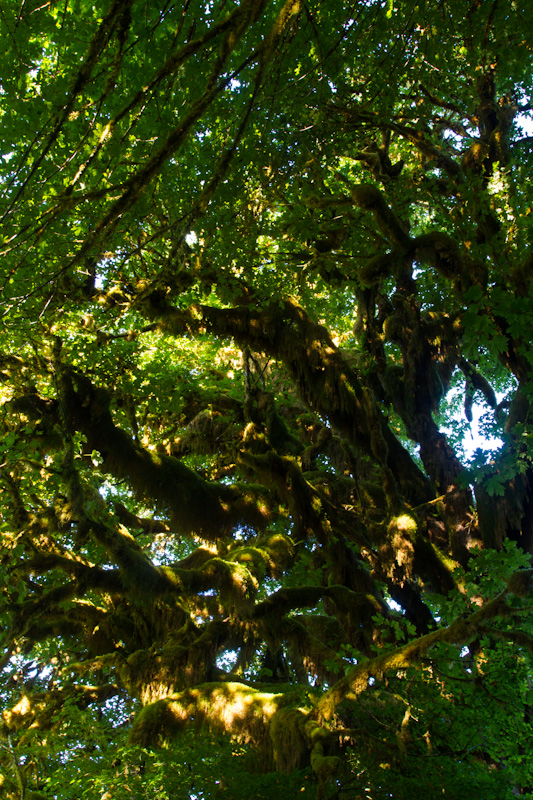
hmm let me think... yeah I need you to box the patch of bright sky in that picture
[443,389,505,463]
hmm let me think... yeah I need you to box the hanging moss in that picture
[137,296,434,506]
[282,616,346,684]
[239,449,330,541]
[380,512,419,581]
[122,644,209,703]
[111,599,192,653]
[129,680,321,775]
[309,739,342,797]
[117,616,233,701]
[269,706,309,772]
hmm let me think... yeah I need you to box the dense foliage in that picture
[1,0,533,797]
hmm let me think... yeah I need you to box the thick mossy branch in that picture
[165,556,258,608]
[413,231,465,282]
[14,552,124,594]
[239,449,340,542]
[251,583,384,652]
[316,579,527,721]
[225,531,296,580]
[348,183,411,248]
[113,501,170,534]
[333,176,410,248]
[61,370,269,538]
[130,681,285,745]
[128,678,347,783]
[358,250,403,287]
[59,458,179,595]
[8,563,124,652]
[143,297,432,507]
[88,520,177,596]
[129,680,316,772]
[252,586,326,619]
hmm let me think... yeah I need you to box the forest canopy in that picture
[1,0,533,797]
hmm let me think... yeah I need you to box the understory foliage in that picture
[2,0,533,797]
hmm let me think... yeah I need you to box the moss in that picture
[349,184,410,246]
[361,387,389,465]
[269,706,309,772]
[163,554,258,608]
[257,531,295,575]
[128,696,180,745]
[118,618,229,702]
[389,513,418,536]
[410,536,457,594]
[2,694,37,731]
[310,740,341,778]
[381,512,419,579]
[327,585,383,617]
[91,521,174,598]
[130,682,285,750]
[309,735,342,800]
[173,546,216,570]
[414,231,464,280]
[261,395,303,455]
[382,313,405,342]
[360,480,388,511]
[227,544,269,579]
[349,183,384,209]
[358,252,398,287]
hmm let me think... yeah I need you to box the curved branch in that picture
[61,370,269,539]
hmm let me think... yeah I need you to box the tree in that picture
[1,0,533,797]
